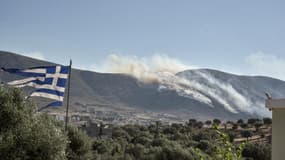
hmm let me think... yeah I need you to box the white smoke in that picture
[23,51,46,60]
[177,77,238,113]
[192,71,252,113]
[245,52,285,80]
[93,53,268,115]
[98,54,213,105]
[157,72,213,105]
[178,71,270,116]
[100,54,242,112]
[102,54,193,83]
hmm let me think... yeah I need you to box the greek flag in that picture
[1,65,69,107]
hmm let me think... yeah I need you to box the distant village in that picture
[46,105,185,138]
[46,105,272,145]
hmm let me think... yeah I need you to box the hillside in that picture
[1,51,283,121]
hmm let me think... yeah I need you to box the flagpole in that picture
[65,59,72,131]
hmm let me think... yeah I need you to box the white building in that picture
[266,98,285,160]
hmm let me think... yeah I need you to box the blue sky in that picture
[1,0,285,80]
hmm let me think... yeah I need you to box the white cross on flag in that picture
[1,65,70,107]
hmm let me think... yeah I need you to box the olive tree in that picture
[0,87,68,160]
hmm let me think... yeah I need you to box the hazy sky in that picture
[1,0,285,80]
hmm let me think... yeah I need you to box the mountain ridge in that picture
[1,50,282,121]
[1,50,283,82]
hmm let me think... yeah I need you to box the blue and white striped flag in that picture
[1,65,69,107]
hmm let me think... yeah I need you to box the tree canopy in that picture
[0,86,271,160]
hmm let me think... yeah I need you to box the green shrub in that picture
[0,87,68,160]
[242,143,271,160]
[213,125,245,160]
[66,126,92,160]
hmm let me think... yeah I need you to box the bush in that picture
[213,119,221,125]
[126,144,145,159]
[66,126,92,160]
[232,123,238,130]
[241,130,252,141]
[112,127,131,141]
[197,140,215,155]
[153,143,201,160]
[0,86,94,160]
[242,143,271,160]
[240,123,248,129]
[205,120,212,126]
[213,125,244,160]
[237,119,244,124]
[131,131,152,145]
[247,118,260,125]
[0,86,272,160]
[0,87,68,160]
[263,118,272,125]
[93,139,113,154]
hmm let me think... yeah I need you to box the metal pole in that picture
[65,59,72,131]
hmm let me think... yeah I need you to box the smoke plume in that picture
[102,54,193,83]
[94,54,268,116]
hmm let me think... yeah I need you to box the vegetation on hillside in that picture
[0,86,271,160]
